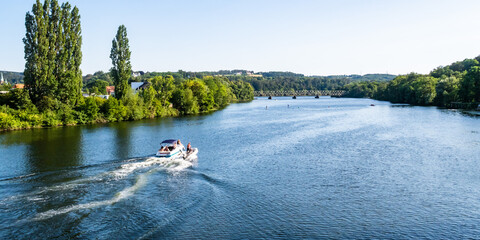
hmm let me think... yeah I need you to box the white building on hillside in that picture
[0,73,5,84]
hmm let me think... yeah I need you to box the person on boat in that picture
[177,140,184,150]
[186,142,192,153]
[160,145,168,152]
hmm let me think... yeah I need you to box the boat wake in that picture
[32,168,152,221]
[112,156,195,178]
[6,155,197,222]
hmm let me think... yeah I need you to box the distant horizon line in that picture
[0,69,398,78]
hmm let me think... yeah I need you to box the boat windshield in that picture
[161,139,177,144]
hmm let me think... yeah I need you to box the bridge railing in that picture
[254,90,346,97]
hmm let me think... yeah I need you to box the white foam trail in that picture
[8,156,193,202]
[112,157,192,178]
[32,170,150,221]
[30,157,194,221]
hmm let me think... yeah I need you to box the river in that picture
[1,97,480,239]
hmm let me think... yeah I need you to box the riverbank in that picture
[0,103,175,132]
[0,99,251,132]
[0,76,255,132]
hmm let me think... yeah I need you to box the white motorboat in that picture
[156,139,198,161]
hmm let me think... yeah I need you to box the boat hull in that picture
[154,148,198,162]
[155,149,182,158]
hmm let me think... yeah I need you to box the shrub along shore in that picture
[0,76,254,131]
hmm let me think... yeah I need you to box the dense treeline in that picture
[236,76,351,91]
[223,73,394,92]
[81,71,398,99]
[227,73,394,92]
[82,71,395,94]
[0,75,253,130]
[344,56,480,108]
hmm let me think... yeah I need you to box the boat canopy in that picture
[161,139,178,144]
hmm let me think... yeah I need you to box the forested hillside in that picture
[344,56,480,108]
[82,70,395,94]
[0,71,24,84]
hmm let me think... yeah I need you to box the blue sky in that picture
[1,0,480,75]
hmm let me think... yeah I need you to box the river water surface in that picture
[1,97,480,239]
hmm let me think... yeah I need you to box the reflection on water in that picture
[26,127,83,173]
[113,122,132,160]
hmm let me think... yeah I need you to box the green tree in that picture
[24,0,56,104]
[460,66,480,102]
[123,92,144,120]
[231,81,254,101]
[171,88,199,115]
[57,3,82,105]
[151,75,175,107]
[8,89,37,111]
[23,0,82,107]
[101,97,126,122]
[85,80,109,94]
[380,73,429,104]
[110,25,132,101]
[80,97,99,121]
[411,75,437,105]
[204,76,232,108]
[215,84,231,108]
[344,81,379,98]
[185,79,214,112]
[140,86,157,118]
[434,76,460,106]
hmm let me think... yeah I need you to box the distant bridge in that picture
[254,90,346,97]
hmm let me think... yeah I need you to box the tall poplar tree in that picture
[24,0,55,104]
[23,0,82,106]
[57,3,82,105]
[56,2,69,102]
[110,25,132,101]
[70,6,83,105]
